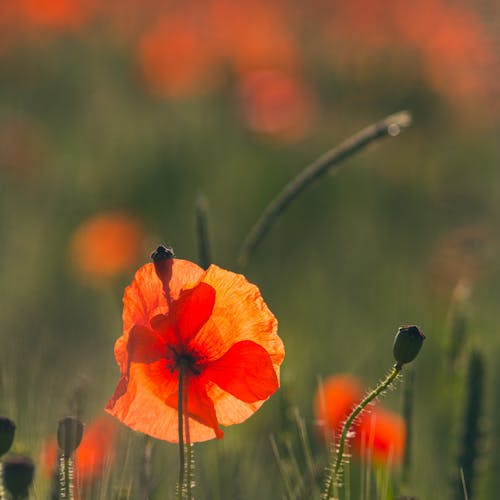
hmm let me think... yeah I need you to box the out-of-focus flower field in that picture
[0,0,499,498]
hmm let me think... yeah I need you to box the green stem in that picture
[238,111,412,266]
[324,364,402,499]
[195,194,212,270]
[184,375,193,500]
[0,462,5,500]
[177,364,185,500]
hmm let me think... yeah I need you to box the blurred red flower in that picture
[354,407,406,466]
[238,70,316,141]
[314,374,363,443]
[106,255,285,442]
[210,0,298,73]
[40,415,117,484]
[321,0,495,104]
[69,212,145,283]
[315,374,406,467]
[137,12,219,99]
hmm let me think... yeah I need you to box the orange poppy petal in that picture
[127,325,166,365]
[118,259,204,371]
[166,377,224,440]
[106,368,222,443]
[106,361,177,434]
[171,282,216,344]
[203,340,278,403]
[191,265,283,367]
[206,383,264,427]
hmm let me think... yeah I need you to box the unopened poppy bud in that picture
[393,325,425,366]
[0,416,16,456]
[57,416,84,456]
[151,245,175,262]
[2,455,35,498]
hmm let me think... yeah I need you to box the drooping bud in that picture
[393,325,425,367]
[57,416,84,457]
[151,245,175,262]
[2,455,35,499]
[0,416,16,456]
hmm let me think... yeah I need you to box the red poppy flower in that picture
[106,254,284,442]
[354,407,406,466]
[314,374,363,443]
[40,415,117,484]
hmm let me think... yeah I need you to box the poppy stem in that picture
[323,364,402,499]
[177,364,185,500]
[184,375,193,500]
[237,111,412,266]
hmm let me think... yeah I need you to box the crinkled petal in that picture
[106,368,223,442]
[172,282,216,344]
[116,259,204,372]
[203,340,278,403]
[191,264,284,367]
[165,376,223,440]
[127,325,167,365]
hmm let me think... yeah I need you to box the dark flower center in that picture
[170,348,202,376]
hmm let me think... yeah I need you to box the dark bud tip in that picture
[151,245,175,262]
[0,416,16,456]
[57,416,84,456]
[393,325,425,366]
[2,455,35,498]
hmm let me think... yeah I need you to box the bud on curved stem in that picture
[323,325,425,499]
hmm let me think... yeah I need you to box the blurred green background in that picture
[0,0,499,498]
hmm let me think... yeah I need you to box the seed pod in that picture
[0,416,16,456]
[2,455,35,499]
[393,325,425,367]
[57,416,84,456]
[151,245,174,262]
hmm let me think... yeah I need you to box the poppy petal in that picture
[118,259,204,372]
[123,260,204,332]
[166,376,224,439]
[150,314,178,346]
[192,264,283,366]
[171,282,216,344]
[128,325,166,365]
[106,367,223,442]
[203,340,279,403]
[205,383,264,427]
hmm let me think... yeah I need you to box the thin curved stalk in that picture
[238,111,412,266]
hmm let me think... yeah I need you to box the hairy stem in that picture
[177,365,185,500]
[324,364,402,499]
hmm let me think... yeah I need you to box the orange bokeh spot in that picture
[40,415,117,484]
[314,374,364,443]
[354,407,406,466]
[238,70,315,141]
[15,0,99,31]
[69,212,145,282]
[137,12,219,99]
[210,0,298,73]
[106,255,285,442]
